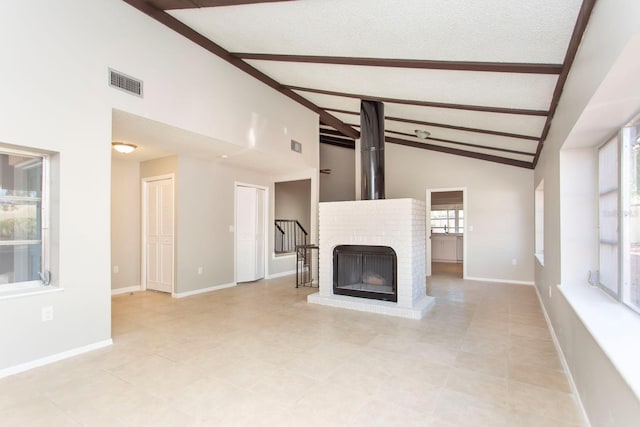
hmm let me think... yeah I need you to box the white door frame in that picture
[141,174,176,295]
[234,182,269,283]
[426,187,467,278]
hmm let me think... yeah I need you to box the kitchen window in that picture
[0,147,49,289]
[431,205,463,234]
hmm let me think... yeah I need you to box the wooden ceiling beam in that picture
[235,53,563,75]
[320,135,355,149]
[324,107,540,141]
[150,0,296,10]
[383,129,535,157]
[386,136,533,169]
[533,0,597,167]
[121,0,359,139]
[320,128,355,139]
[289,86,548,116]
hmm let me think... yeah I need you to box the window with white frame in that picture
[431,205,464,234]
[598,118,640,313]
[0,148,49,288]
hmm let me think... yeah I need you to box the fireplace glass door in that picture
[333,245,397,302]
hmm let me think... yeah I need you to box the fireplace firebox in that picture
[333,245,397,302]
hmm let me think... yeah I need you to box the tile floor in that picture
[1,274,583,426]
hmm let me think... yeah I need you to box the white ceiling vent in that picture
[109,68,143,97]
[291,140,302,153]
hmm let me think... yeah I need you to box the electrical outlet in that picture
[41,306,54,322]
[113,266,119,274]
[511,258,517,266]
[197,267,203,275]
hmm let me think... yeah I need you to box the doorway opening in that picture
[426,188,466,279]
[274,179,311,255]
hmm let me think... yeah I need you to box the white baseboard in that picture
[266,269,296,279]
[111,285,141,296]
[534,285,591,427]
[0,339,113,379]
[173,282,236,298]
[464,276,534,286]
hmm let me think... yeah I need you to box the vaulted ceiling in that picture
[122,0,595,169]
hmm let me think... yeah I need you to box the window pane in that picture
[599,137,620,297]
[0,152,44,285]
[622,124,640,311]
[0,244,42,284]
[431,219,447,228]
[599,137,618,193]
[431,210,448,220]
[0,200,41,241]
[0,154,42,196]
[624,200,640,310]
[599,192,618,243]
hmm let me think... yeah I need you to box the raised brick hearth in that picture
[307,198,435,319]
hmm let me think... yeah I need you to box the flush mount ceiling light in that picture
[414,129,431,139]
[112,142,137,154]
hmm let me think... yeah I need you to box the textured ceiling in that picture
[122,0,593,169]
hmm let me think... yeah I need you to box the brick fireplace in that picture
[307,198,435,319]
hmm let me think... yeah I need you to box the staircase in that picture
[274,219,307,254]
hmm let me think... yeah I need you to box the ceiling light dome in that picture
[414,130,430,139]
[112,142,137,154]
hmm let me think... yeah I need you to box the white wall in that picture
[319,144,355,202]
[534,0,640,425]
[386,144,534,283]
[111,157,141,292]
[176,156,274,294]
[0,0,318,373]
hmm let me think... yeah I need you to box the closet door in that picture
[236,185,265,283]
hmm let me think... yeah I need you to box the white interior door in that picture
[236,185,265,283]
[146,177,174,293]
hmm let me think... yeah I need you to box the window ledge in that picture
[273,253,296,259]
[535,253,545,266]
[558,284,640,400]
[0,284,63,301]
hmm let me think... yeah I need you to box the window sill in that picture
[558,284,640,400]
[0,284,63,300]
[535,253,545,266]
[273,253,296,259]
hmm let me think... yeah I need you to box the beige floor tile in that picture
[2,398,81,427]
[509,323,552,341]
[432,389,509,427]
[460,335,509,358]
[508,362,571,393]
[349,398,432,426]
[508,380,581,425]
[454,350,509,378]
[0,273,583,427]
[507,409,582,427]
[444,367,508,407]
